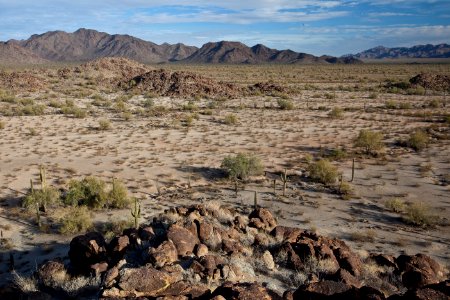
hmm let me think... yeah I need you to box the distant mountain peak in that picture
[347,43,450,59]
[0,28,362,65]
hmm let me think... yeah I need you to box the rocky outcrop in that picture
[5,204,448,299]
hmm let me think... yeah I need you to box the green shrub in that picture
[182,101,197,111]
[403,202,434,227]
[64,177,107,208]
[385,198,406,213]
[277,99,294,110]
[224,114,238,125]
[108,179,131,208]
[328,107,344,119]
[143,98,154,108]
[23,187,61,211]
[98,119,112,131]
[307,159,338,185]
[406,130,429,151]
[122,112,133,121]
[221,153,264,180]
[0,121,5,130]
[59,206,93,235]
[354,130,384,154]
[385,101,397,109]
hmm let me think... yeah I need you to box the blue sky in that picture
[0,0,449,56]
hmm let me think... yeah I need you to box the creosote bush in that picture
[59,206,93,235]
[406,130,429,151]
[328,107,343,119]
[98,119,112,131]
[221,153,264,180]
[108,179,131,208]
[354,129,384,154]
[307,159,338,185]
[277,99,294,110]
[64,176,107,208]
[23,187,60,211]
[384,198,406,213]
[224,114,238,125]
[403,202,434,227]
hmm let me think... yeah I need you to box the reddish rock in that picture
[293,240,316,260]
[122,227,141,247]
[37,260,67,287]
[198,221,222,250]
[211,282,278,300]
[333,247,363,277]
[234,215,247,231]
[222,238,245,254]
[196,243,209,257]
[327,268,361,288]
[91,261,108,276]
[117,266,174,296]
[254,233,270,247]
[167,224,199,256]
[104,266,119,287]
[370,254,397,269]
[139,226,156,241]
[271,226,303,243]
[396,254,442,289]
[148,240,178,267]
[68,232,107,275]
[340,286,386,300]
[249,208,277,232]
[293,280,351,298]
[108,235,129,263]
[273,242,303,270]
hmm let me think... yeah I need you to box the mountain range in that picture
[0,28,360,65]
[346,44,450,59]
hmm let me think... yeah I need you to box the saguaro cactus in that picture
[280,169,288,196]
[30,179,41,227]
[131,198,141,229]
[350,158,355,182]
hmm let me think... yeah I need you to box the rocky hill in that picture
[1,28,362,65]
[0,41,49,65]
[2,204,448,299]
[11,28,198,64]
[347,44,450,59]
[183,41,361,64]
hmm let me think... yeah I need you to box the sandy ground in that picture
[0,64,449,283]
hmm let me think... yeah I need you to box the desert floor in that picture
[0,62,449,282]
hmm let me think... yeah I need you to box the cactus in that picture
[39,165,47,190]
[131,197,141,229]
[30,179,41,227]
[280,169,288,196]
[254,191,258,209]
[273,179,276,195]
[350,158,355,182]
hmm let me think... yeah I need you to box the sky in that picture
[0,0,449,56]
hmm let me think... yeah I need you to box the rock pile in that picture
[2,204,448,299]
[0,70,46,91]
[410,73,450,91]
[121,69,241,99]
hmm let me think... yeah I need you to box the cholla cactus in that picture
[131,197,141,229]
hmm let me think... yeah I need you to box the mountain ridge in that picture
[346,43,450,59]
[0,28,361,65]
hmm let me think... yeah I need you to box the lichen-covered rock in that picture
[148,240,178,267]
[249,208,277,232]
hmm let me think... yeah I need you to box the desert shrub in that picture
[102,219,134,240]
[327,148,347,160]
[142,98,154,108]
[403,202,434,227]
[221,153,264,180]
[385,198,406,213]
[114,100,127,113]
[60,206,93,234]
[108,179,131,208]
[98,119,112,131]
[182,101,197,111]
[277,99,294,110]
[224,114,238,125]
[307,159,338,185]
[350,229,377,242]
[385,101,397,109]
[0,121,5,130]
[122,112,133,121]
[328,107,343,119]
[0,90,16,103]
[64,177,107,208]
[445,115,450,124]
[406,130,429,151]
[339,181,353,200]
[354,130,384,154]
[368,92,378,99]
[399,102,412,109]
[23,187,61,211]
[20,104,45,116]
